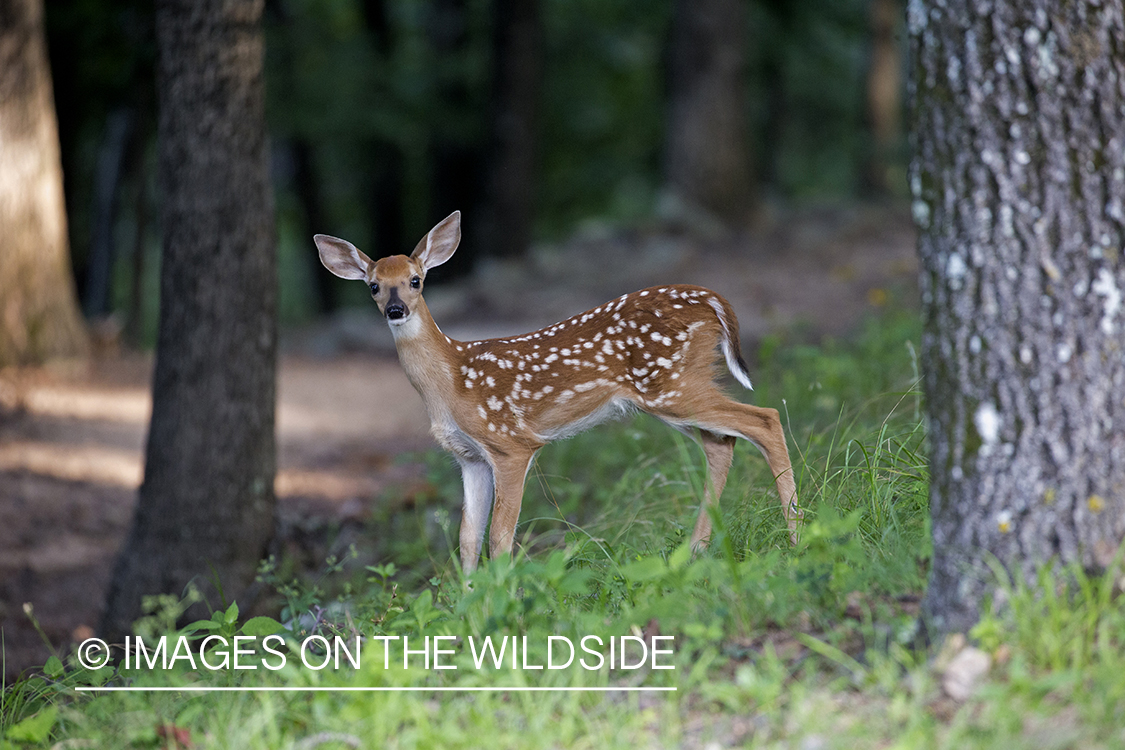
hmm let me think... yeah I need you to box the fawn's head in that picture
[314,211,461,332]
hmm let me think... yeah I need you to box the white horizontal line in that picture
[75,686,675,693]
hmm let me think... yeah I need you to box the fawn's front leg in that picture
[458,458,494,573]
[487,448,538,562]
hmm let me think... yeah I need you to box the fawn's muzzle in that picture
[385,288,408,320]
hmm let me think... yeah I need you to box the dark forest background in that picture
[46,0,906,340]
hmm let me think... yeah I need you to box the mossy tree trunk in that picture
[911,0,1125,636]
[102,0,276,640]
[0,0,88,366]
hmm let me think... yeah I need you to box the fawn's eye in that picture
[410,276,421,289]
[369,283,379,295]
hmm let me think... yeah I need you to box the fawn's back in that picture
[447,285,746,447]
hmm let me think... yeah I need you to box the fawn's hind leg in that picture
[668,397,801,544]
[690,430,736,552]
[722,402,801,542]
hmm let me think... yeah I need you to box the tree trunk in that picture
[84,108,135,318]
[477,0,541,260]
[0,0,88,366]
[360,0,406,267]
[862,0,903,196]
[292,138,338,314]
[911,0,1125,636]
[662,0,753,228]
[426,0,482,279]
[102,0,276,640]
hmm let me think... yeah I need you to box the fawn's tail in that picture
[706,296,753,391]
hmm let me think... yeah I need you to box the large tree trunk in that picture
[0,0,88,366]
[662,0,753,228]
[911,0,1125,637]
[102,0,276,640]
[477,0,541,260]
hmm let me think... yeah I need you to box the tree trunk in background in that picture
[292,138,338,313]
[268,0,342,313]
[0,0,88,367]
[84,108,135,318]
[427,0,481,278]
[862,0,902,196]
[478,0,541,259]
[911,0,1125,637]
[102,0,276,640]
[361,0,406,266]
[366,141,406,262]
[662,0,753,228]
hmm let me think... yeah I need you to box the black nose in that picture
[385,302,407,320]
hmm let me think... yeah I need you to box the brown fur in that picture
[315,212,801,573]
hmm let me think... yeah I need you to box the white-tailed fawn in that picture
[315,211,801,573]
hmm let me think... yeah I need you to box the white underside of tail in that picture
[707,297,753,391]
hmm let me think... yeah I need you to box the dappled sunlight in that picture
[0,356,431,503]
[20,383,151,425]
[276,357,428,441]
[0,440,142,487]
[0,439,385,503]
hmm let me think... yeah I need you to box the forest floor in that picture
[0,205,917,679]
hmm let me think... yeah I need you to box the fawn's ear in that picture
[315,235,373,281]
[410,211,461,271]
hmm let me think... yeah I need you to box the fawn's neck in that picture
[389,299,459,415]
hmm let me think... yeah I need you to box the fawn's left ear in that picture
[315,235,373,281]
[411,211,461,271]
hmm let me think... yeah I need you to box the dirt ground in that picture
[0,207,918,678]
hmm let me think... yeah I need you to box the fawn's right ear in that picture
[410,210,461,271]
[314,235,373,281]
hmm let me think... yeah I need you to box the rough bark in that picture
[0,0,88,366]
[478,0,541,260]
[102,0,276,640]
[911,0,1125,636]
[662,0,753,227]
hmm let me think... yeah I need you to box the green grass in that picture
[5,308,1125,748]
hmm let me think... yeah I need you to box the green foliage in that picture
[972,557,1125,707]
[1,705,57,748]
[11,307,1125,746]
